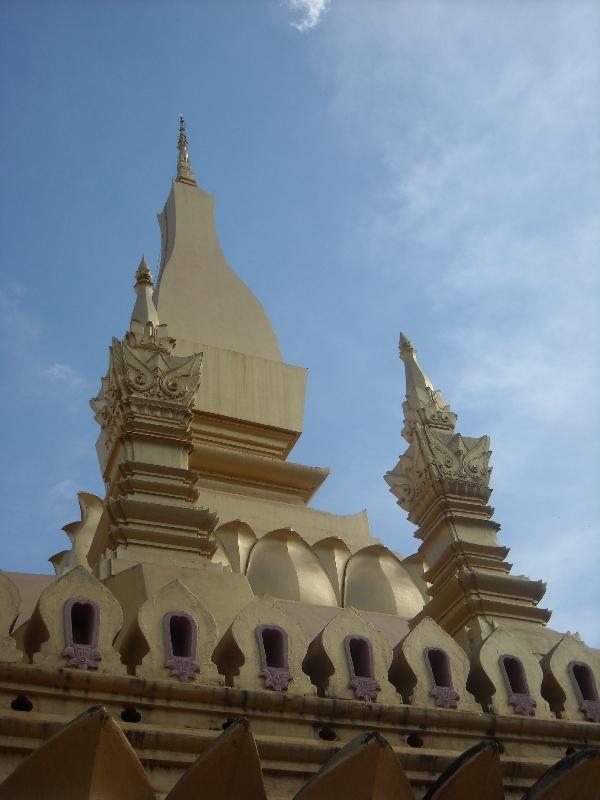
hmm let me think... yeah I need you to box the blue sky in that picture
[1,0,598,646]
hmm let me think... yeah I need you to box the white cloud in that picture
[49,478,78,504]
[284,0,330,32]
[40,362,84,388]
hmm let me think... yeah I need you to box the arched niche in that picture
[24,565,124,673]
[343,545,424,617]
[212,596,314,695]
[215,520,257,574]
[540,634,600,723]
[246,529,337,606]
[390,616,478,711]
[467,626,553,719]
[312,537,351,604]
[0,572,21,663]
[303,608,399,704]
[132,579,220,684]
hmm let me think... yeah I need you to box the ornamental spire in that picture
[130,256,160,329]
[398,332,456,435]
[176,115,197,185]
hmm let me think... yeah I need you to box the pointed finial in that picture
[399,332,414,356]
[176,115,197,185]
[130,255,159,329]
[397,332,456,429]
[134,255,153,287]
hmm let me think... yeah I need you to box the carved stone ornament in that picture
[430,685,460,709]
[165,654,200,682]
[508,692,537,716]
[349,676,381,702]
[386,429,492,513]
[259,666,293,692]
[91,330,202,451]
[580,700,600,724]
[62,642,103,670]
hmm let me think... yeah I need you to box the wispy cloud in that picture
[316,1,600,644]
[39,362,84,388]
[284,0,330,32]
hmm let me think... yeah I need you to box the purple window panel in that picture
[256,625,292,692]
[62,597,102,670]
[163,611,200,682]
[425,647,460,709]
[500,655,536,716]
[344,635,380,702]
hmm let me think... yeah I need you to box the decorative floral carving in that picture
[508,692,537,716]
[350,676,380,702]
[165,655,200,682]
[430,686,460,709]
[580,700,600,723]
[62,643,102,670]
[386,428,491,513]
[260,666,292,692]
[91,332,202,455]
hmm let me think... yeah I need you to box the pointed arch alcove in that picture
[390,616,478,711]
[132,579,220,684]
[541,635,600,723]
[213,596,314,694]
[24,566,124,673]
[303,608,399,704]
[467,626,553,719]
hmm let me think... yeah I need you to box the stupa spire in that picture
[385,333,550,642]
[130,255,160,329]
[176,115,197,186]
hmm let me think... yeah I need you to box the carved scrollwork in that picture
[91,333,202,451]
[260,666,293,692]
[349,676,380,702]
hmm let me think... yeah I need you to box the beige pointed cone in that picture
[0,705,155,800]
[166,717,267,800]
[423,740,504,800]
[522,749,600,800]
[295,731,414,800]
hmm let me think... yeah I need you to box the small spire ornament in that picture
[176,115,197,185]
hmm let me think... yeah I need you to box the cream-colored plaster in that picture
[294,731,414,800]
[344,545,425,617]
[215,520,257,573]
[312,537,351,604]
[246,529,338,606]
[198,491,373,549]
[155,180,282,362]
[0,573,21,663]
